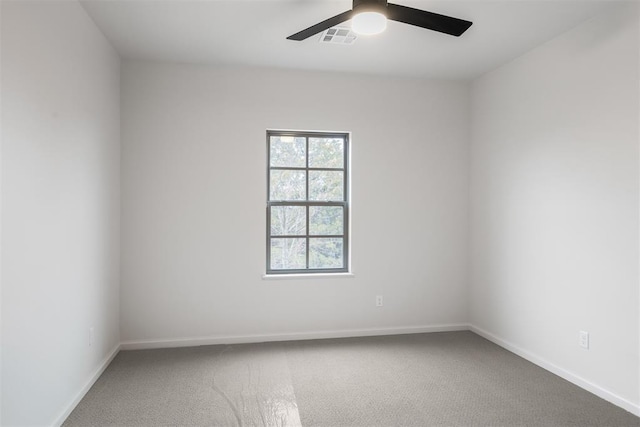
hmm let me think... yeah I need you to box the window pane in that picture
[309,171,343,201]
[309,206,343,235]
[271,206,306,236]
[309,137,344,169]
[309,238,343,269]
[270,238,306,270]
[270,170,306,201]
[270,136,306,167]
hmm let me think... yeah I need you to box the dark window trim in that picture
[266,130,350,275]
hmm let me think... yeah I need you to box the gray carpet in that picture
[64,331,640,426]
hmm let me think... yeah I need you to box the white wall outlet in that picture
[376,295,383,307]
[579,331,589,349]
[89,327,95,347]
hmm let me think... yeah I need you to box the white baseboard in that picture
[119,323,470,350]
[469,324,640,417]
[52,343,121,426]
[55,325,640,425]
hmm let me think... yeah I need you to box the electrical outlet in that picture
[376,295,383,307]
[89,327,95,347]
[579,331,589,349]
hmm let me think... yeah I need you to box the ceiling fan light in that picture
[352,11,387,35]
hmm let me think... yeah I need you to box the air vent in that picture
[319,27,357,45]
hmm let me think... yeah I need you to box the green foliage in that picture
[309,206,343,235]
[310,238,343,269]
[271,206,306,236]
[270,238,305,270]
[268,134,347,270]
[309,138,344,168]
[270,170,306,201]
[310,171,343,201]
[270,136,305,167]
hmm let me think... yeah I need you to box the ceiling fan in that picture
[287,0,472,41]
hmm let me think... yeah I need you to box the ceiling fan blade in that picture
[287,10,354,41]
[386,3,472,37]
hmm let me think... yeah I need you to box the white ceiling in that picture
[80,0,619,80]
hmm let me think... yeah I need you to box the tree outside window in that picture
[267,131,349,274]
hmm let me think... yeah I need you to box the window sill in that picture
[262,272,355,280]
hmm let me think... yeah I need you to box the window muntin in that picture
[267,131,349,274]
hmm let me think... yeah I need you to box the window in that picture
[267,130,349,274]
